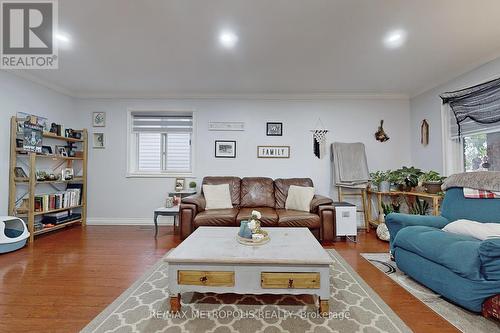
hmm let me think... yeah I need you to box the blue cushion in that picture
[394,226,484,280]
[441,187,500,223]
[479,238,500,280]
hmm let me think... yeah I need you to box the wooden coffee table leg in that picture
[319,298,329,316]
[170,293,181,313]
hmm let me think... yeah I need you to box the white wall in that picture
[0,71,75,215]
[74,97,411,220]
[410,57,500,172]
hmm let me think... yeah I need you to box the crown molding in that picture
[73,91,409,101]
[4,70,76,97]
[5,70,409,100]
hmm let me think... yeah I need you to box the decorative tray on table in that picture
[236,230,270,246]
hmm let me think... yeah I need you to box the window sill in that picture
[126,172,194,179]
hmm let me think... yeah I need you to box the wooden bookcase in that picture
[8,116,88,243]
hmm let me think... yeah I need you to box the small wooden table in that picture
[153,206,180,237]
[164,227,334,315]
[367,189,443,227]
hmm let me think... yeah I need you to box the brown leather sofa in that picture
[180,176,336,242]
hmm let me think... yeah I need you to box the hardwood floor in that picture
[0,225,459,333]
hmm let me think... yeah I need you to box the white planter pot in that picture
[379,181,391,192]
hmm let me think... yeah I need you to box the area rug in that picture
[81,250,411,333]
[361,253,500,333]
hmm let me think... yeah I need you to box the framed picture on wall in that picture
[93,112,106,127]
[266,122,283,136]
[93,133,105,148]
[215,140,236,158]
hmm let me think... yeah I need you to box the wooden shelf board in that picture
[15,152,83,160]
[15,177,84,184]
[367,189,443,199]
[42,133,84,143]
[34,219,82,236]
[17,205,83,216]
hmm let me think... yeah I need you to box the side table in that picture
[153,206,180,237]
[168,190,196,199]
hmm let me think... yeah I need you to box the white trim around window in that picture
[126,109,196,178]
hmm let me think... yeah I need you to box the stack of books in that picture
[34,188,81,212]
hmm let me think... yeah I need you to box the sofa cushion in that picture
[276,209,320,228]
[285,185,315,212]
[236,207,278,226]
[203,184,233,210]
[443,219,500,240]
[240,177,275,208]
[202,176,241,206]
[394,226,483,280]
[274,178,314,209]
[193,208,239,227]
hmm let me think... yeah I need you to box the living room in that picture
[0,1,499,332]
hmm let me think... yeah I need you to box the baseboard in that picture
[86,217,174,226]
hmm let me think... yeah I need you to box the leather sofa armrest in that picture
[182,194,206,212]
[179,203,197,240]
[385,213,449,251]
[310,195,334,213]
[318,205,335,242]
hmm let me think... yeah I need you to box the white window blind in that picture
[131,112,193,174]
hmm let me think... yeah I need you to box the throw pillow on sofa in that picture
[203,184,233,210]
[285,185,315,212]
[443,219,500,240]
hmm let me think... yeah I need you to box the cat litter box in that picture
[0,216,30,253]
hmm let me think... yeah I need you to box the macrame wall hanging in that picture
[420,119,429,146]
[310,118,328,159]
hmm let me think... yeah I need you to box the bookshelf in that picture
[8,116,88,243]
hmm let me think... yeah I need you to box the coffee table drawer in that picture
[261,272,320,289]
[178,270,235,287]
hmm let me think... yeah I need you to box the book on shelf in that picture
[33,188,81,213]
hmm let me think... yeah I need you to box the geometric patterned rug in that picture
[81,250,411,333]
[361,253,500,333]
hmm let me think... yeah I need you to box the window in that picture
[128,111,193,176]
[463,131,500,172]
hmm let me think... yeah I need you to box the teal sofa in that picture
[386,187,500,313]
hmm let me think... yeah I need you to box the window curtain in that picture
[440,77,500,139]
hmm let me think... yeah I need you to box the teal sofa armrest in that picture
[479,238,500,280]
[385,213,449,250]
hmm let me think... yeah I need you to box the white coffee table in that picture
[164,227,333,315]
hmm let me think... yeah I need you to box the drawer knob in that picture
[200,276,208,283]
[288,279,294,288]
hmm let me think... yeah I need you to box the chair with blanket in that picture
[331,142,370,231]
[386,171,500,315]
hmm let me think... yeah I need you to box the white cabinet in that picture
[333,202,357,238]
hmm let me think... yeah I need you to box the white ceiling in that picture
[16,0,500,97]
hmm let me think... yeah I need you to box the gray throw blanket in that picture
[331,142,370,186]
[442,171,500,192]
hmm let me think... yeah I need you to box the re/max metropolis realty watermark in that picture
[1,0,58,69]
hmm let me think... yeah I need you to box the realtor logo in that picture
[1,0,58,69]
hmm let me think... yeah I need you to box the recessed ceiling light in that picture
[218,30,238,49]
[383,29,407,49]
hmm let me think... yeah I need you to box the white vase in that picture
[379,181,391,192]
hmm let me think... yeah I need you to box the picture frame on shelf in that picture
[15,139,23,148]
[175,178,185,191]
[215,140,236,158]
[55,145,68,157]
[257,145,290,158]
[93,133,105,148]
[93,112,106,127]
[266,122,283,136]
[14,167,27,178]
[62,168,74,180]
[41,145,52,155]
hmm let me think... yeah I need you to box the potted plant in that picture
[420,171,446,194]
[189,181,197,190]
[392,166,423,192]
[370,170,392,192]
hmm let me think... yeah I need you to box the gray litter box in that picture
[0,216,30,253]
